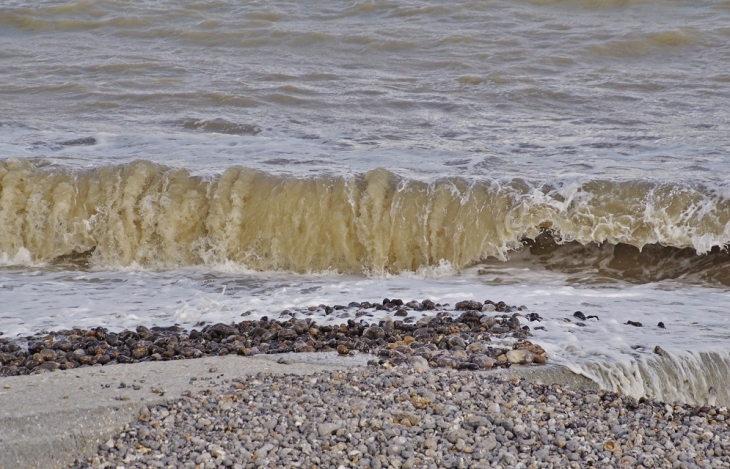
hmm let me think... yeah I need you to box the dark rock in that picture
[207,323,238,338]
[363,326,386,340]
[117,355,133,364]
[28,341,45,354]
[0,296,555,377]
[60,136,96,146]
[278,328,298,341]
[422,299,436,310]
[131,344,149,359]
[626,321,643,327]
[658,322,666,329]
[447,336,466,349]
[96,354,111,365]
[39,348,56,361]
[413,328,431,339]
[435,355,460,369]
[471,354,495,369]
[94,327,108,341]
[0,353,14,365]
[458,362,479,371]
[36,361,60,372]
[24,354,44,370]
[455,300,482,311]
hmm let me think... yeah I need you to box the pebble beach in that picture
[3,300,729,468]
[1,300,545,378]
[70,365,730,469]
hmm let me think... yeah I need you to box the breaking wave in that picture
[1,159,728,279]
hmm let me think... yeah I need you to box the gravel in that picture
[72,364,730,469]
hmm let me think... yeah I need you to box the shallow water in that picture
[1,0,730,403]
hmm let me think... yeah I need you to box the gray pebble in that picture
[70,364,730,469]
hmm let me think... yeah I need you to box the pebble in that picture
[0,299,544,377]
[70,364,730,469]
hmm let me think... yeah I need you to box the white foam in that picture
[0,248,35,266]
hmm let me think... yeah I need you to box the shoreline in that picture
[0,352,594,469]
[2,353,726,469]
[1,300,548,379]
[3,301,727,468]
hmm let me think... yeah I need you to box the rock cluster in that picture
[73,365,730,469]
[0,299,545,377]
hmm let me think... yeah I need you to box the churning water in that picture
[2,0,730,404]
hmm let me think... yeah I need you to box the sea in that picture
[1,0,730,406]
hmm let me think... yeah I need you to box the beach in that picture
[2,352,727,469]
[2,0,730,467]
[2,302,728,468]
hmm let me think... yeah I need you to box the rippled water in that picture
[2,0,730,179]
[2,0,730,403]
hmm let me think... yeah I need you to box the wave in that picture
[588,30,698,58]
[482,234,730,286]
[176,118,261,136]
[567,350,730,407]
[0,159,728,277]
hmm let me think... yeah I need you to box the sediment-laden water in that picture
[1,0,730,403]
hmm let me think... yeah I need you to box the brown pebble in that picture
[654,346,670,358]
[337,345,349,355]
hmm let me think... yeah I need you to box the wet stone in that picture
[0,297,559,378]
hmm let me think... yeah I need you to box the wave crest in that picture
[1,159,728,275]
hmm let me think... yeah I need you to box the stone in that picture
[318,423,342,438]
[466,342,489,353]
[363,326,386,340]
[447,336,466,348]
[408,356,430,372]
[505,349,533,364]
[471,354,494,369]
[455,300,482,311]
[422,300,436,310]
[513,341,547,363]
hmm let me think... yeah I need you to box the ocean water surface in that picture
[2,0,730,404]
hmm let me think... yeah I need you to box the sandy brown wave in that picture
[1,159,728,275]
